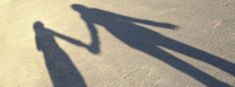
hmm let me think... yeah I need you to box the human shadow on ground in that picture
[34,21,87,87]
[71,4,235,87]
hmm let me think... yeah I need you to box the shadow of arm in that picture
[134,19,178,29]
[54,31,88,48]
[83,18,100,54]
[35,36,42,51]
[109,12,178,29]
[125,17,178,29]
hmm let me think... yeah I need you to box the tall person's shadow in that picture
[34,21,88,87]
[71,4,235,87]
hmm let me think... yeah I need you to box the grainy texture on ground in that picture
[0,0,235,87]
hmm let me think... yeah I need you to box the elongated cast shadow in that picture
[34,21,87,87]
[71,4,234,87]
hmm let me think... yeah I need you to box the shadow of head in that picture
[33,21,44,30]
[71,4,89,13]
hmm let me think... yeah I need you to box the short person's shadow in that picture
[34,22,88,87]
[71,4,235,87]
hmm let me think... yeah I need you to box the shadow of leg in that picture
[139,47,230,87]
[161,39,235,77]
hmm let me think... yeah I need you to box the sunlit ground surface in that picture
[0,0,235,87]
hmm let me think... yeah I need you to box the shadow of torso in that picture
[35,27,86,87]
[82,8,164,49]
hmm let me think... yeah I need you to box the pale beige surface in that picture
[0,0,235,87]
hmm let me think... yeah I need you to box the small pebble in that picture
[226,4,229,7]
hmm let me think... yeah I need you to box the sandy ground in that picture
[0,0,235,87]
